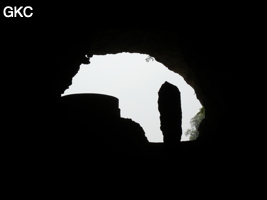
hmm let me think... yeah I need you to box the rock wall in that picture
[58,93,149,159]
[50,27,230,144]
[2,6,255,196]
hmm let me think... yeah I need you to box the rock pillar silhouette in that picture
[158,81,182,157]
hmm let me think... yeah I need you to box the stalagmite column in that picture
[158,81,182,156]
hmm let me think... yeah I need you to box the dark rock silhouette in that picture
[158,82,182,156]
[3,18,257,197]
[60,93,121,119]
[58,93,149,161]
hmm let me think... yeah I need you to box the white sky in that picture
[62,53,202,142]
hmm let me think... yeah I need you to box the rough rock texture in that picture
[158,82,182,155]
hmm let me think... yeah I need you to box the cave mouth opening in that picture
[62,52,203,142]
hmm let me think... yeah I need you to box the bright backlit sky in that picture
[62,53,202,142]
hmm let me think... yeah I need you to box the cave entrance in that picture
[62,53,203,142]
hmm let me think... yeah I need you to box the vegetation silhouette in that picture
[185,107,205,140]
